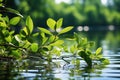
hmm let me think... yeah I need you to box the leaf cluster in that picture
[0,6,109,69]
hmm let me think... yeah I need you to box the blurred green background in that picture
[4,0,120,50]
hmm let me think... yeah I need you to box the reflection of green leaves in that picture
[30,43,38,52]
[10,16,21,25]
[26,16,33,34]
[59,26,73,35]
[47,18,56,30]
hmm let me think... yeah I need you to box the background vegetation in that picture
[5,0,120,27]
[1,0,120,50]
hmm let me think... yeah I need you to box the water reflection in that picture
[0,30,120,80]
[0,52,120,80]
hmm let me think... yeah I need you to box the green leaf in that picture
[48,35,56,42]
[22,40,31,48]
[14,35,22,42]
[23,27,28,35]
[96,47,102,55]
[11,50,21,58]
[50,40,64,46]
[100,58,110,65]
[30,43,38,52]
[56,18,63,29]
[5,8,23,17]
[0,0,3,2]
[59,26,73,35]
[42,37,48,45]
[5,35,12,42]
[10,17,21,25]
[47,18,56,30]
[2,30,9,37]
[38,27,52,35]
[26,16,33,34]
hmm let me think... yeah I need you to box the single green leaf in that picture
[30,43,38,52]
[96,47,102,55]
[56,18,63,29]
[5,8,23,17]
[20,29,27,37]
[5,35,12,42]
[23,27,28,35]
[100,58,110,65]
[40,32,48,45]
[47,18,56,30]
[50,40,64,46]
[38,27,52,35]
[26,16,33,34]
[14,35,22,42]
[11,50,21,58]
[42,37,48,45]
[59,26,73,35]
[2,30,9,37]
[10,17,21,25]
[48,35,56,42]
[22,40,31,48]
[0,17,7,27]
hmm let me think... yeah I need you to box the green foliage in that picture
[58,26,73,35]
[30,43,38,52]
[62,32,109,68]
[0,5,109,70]
[47,18,56,30]
[26,16,33,34]
[10,17,21,26]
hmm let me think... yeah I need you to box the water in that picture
[0,49,120,80]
